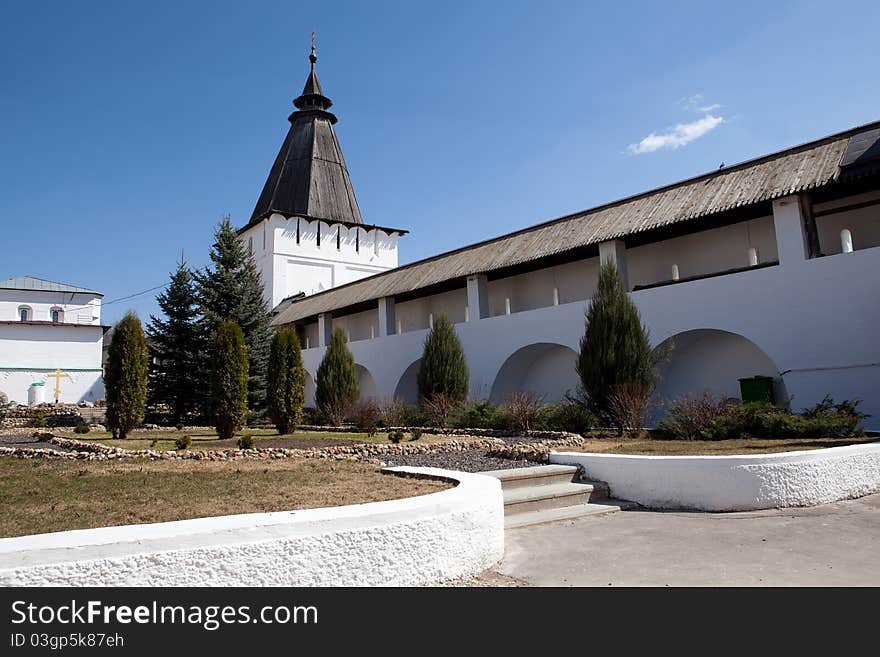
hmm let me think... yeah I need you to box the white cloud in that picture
[628,114,724,154]
[699,103,722,113]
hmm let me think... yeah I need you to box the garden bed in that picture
[0,458,450,538]
[558,436,878,456]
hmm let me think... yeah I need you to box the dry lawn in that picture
[0,458,450,538]
[561,435,877,456]
[78,429,450,451]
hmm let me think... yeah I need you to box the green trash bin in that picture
[738,376,775,404]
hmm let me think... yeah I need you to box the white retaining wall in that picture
[551,442,880,511]
[0,467,504,587]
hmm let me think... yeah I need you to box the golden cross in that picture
[46,369,70,404]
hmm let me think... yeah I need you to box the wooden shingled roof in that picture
[245,48,364,228]
[272,120,880,327]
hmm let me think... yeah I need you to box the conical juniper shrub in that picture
[267,327,306,434]
[576,260,655,434]
[211,320,249,440]
[105,312,149,439]
[315,328,358,426]
[417,314,469,405]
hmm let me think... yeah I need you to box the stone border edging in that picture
[0,432,592,463]
[0,466,504,586]
[550,441,880,511]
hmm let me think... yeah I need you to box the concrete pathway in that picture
[490,493,880,586]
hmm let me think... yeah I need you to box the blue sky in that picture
[2,0,879,324]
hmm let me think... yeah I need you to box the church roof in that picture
[245,45,364,228]
[0,276,102,296]
[272,119,880,327]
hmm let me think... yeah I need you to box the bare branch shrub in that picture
[422,393,463,428]
[608,383,652,436]
[349,398,380,435]
[658,391,734,440]
[505,391,545,434]
[378,397,408,427]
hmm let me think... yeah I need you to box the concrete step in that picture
[504,501,631,529]
[482,464,582,490]
[502,481,605,514]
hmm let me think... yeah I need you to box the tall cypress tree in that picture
[315,328,358,425]
[267,328,306,434]
[211,320,249,440]
[194,216,272,419]
[146,259,201,424]
[105,312,149,439]
[417,314,469,403]
[576,260,655,430]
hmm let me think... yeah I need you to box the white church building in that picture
[0,276,106,405]
[241,48,880,429]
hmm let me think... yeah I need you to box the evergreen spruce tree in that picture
[314,328,358,425]
[146,259,201,425]
[105,312,149,439]
[576,260,655,431]
[267,327,305,434]
[211,320,249,440]
[194,216,271,419]
[417,314,469,403]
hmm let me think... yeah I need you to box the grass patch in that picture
[78,429,446,451]
[561,436,878,456]
[0,458,451,538]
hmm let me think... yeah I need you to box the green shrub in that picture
[73,424,90,434]
[576,261,655,434]
[150,438,159,448]
[409,428,423,441]
[399,403,427,427]
[662,396,867,441]
[417,315,468,404]
[453,400,509,430]
[211,320,249,440]
[32,409,47,428]
[537,400,595,434]
[388,430,405,444]
[105,312,150,439]
[175,435,192,450]
[267,328,306,435]
[175,423,184,431]
[315,329,358,426]
[237,433,256,449]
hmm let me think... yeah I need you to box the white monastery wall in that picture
[814,191,880,255]
[0,467,505,587]
[487,258,599,317]
[396,288,468,332]
[297,193,880,429]
[627,215,777,287]
[550,442,880,511]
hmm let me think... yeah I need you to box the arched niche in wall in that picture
[488,343,579,404]
[393,359,421,406]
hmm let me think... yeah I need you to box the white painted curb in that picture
[551,441,880,511]
[0,467,504,586]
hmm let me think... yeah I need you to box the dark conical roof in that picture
[248,46,362,225]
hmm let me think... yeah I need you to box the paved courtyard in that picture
[488,493,880,586]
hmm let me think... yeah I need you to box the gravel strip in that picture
[0,434,76,451]
[383,448,540,472]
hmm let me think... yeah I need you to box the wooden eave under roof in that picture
[272,120,880,328]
